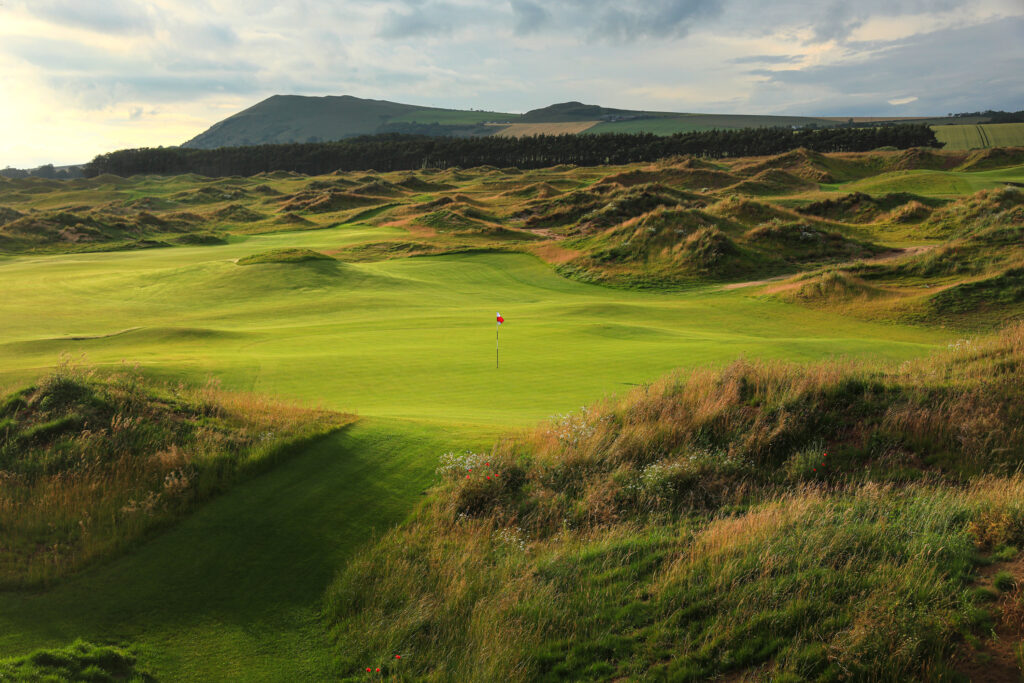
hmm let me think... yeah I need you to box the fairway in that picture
[0,225,949,427]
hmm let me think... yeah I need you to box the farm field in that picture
[585,113,836,135]
[933,122,1024,150]
[490,121,601,137]
[1,147,1022,680]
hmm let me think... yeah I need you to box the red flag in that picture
[496,312,504,324]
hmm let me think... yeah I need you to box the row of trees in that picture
[951,110,1024,123]
[83,125,942,178]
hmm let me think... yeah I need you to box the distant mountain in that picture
[182,95,950,150]
[182,95,521,149]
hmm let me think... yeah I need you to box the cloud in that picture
[746,17,1024,115]
[731,54,805,64]
[16,0,153,35]
[0,0,1021,166]
[510,0,548,35]
[570,0,725,41]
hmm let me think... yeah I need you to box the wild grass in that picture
[0,639,148,681]
[326,323,1024,681]
[0,356,347,587]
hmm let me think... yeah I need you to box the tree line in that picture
[83,124,942,178]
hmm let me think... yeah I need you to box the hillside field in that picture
[933,123,1024,150]
[0,147,1023,680]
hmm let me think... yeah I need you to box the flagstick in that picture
[496,320,499,369]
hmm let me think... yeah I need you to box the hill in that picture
[182,94,522,149]
[182,94,973,149]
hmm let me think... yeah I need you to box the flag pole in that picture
[496,318,499,369]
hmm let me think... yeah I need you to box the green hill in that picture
[182,94,522,149]
[182,94,973,149]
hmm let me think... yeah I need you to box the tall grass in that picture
[0,356,348,587]
[325,324,1024,681]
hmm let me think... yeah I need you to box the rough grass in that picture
[0,639,149,682]
[326,323,1024,681]
[0,357,346,587]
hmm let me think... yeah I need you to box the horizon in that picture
[1,1,1023,168]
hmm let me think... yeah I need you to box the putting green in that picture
[0,225,949,428]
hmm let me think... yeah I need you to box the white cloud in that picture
[0,0,1021,166]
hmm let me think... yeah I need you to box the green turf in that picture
[818,164,1024,197]
[0,218,958,678]
[0,419,489,680]
[0,227,950,427]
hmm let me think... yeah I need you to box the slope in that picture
[182,94,521,149]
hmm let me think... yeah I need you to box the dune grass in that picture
[326,324,1024,681]
[0,357,346,588]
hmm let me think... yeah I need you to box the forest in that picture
[84,124,941,177]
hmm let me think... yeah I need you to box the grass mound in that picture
[0,639,149,682]
[785,269,886,303]
[279,190,385,213]
[746,221,882,262]
[797,192,937,224]
[171,232,227,246]
[210,204,265,223]
[596,167,738,190]
[236,248,334,265]
[0,359,344,586]
[732,147,839,182]
[954,147,1024,171]
[924,187,1024,237]
[326,325,1024,681]
[929,267,1024,315]
[725,168,816,195]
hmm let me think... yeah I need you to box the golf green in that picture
[0,226,949,428]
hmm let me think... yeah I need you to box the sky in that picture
[1,0,1022,167]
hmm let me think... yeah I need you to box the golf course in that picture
[0,146,1021,680]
